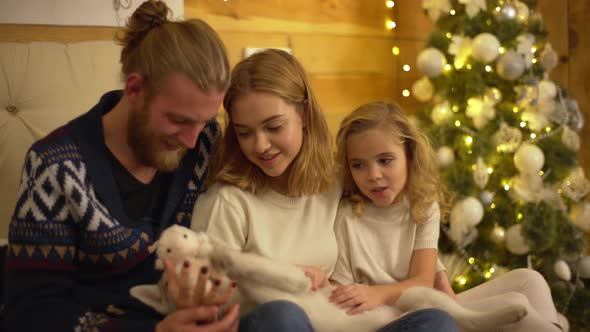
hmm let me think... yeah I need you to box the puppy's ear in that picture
[148,240,159,254]
[130,284,169,314]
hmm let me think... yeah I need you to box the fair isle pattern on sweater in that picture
[7,122,219,271]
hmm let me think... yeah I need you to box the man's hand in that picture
[329,283,386,315]
[296,265,329,291]
[155,304,240,332]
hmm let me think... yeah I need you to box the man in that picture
[4,1,238,331]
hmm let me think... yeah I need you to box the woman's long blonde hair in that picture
[336,102,451,223]
[211,49,334,196]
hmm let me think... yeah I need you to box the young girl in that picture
[191,50,459,332]
[330,101,562,332]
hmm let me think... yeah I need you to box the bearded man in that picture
[3,1,237,331]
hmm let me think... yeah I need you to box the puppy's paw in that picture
[503,304,528,324]
[283,269,312,293]
[210,248,234,272]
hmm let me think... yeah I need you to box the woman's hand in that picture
[164,259,236,308]
[156,259,240,332]
[329,283,386,315]
[296,265,329,291]
[434,270,456,300]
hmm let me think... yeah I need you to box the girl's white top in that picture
[331,198,440,285]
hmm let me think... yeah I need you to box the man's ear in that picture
[130,285,169,314]
[124,73,146,106]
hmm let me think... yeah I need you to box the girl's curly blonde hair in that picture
[336,102,451,223]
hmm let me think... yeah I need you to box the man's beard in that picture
[128,104,188,172]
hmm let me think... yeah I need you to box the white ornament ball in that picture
[578,256,590,279]
[417,48,447,78]
[557,313,569,332]
[513,143,545,174]
[538,80,557,101]
[570,201,590,232]
[496,50,526,80]
[540,44,558,72]
[452,197,484,227]
[562,126,580,152]
[505,224,531,255]
[490,224,506,244]
[479,191,495,205]
[554,259,572,281]
[514,0,530,21]
[412,76,434,102]
[436,146,455,168]
[472,33,501,63]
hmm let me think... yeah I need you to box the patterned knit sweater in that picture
[4,91,219,331]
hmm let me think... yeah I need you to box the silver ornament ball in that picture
[496,2,518,21]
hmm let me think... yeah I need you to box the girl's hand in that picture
[329,283,386,315]
[296,265,329,291]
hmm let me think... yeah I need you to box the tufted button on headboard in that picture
[0,41,123,238]
[5,104,18,115]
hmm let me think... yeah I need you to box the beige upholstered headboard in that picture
[0,41,123,239]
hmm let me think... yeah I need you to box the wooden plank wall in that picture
[183,0,396,133]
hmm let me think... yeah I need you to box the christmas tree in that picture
[411,0,590,330]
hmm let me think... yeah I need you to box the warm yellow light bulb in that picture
[499,47,506,54]
[517,213,523,220]
[530,133,536,139]
[386,0,395,8]
[485,272,492,279]
[450,9,456,15]
[513,106,519,113]
[487,167,493,174]
[531,47,537,53]
[539,170,544,176]
[392,46,400,55]
[469,257,475,264]
[520,121,526,128]
[491,203,496,209]
[464,136,473,146]
[485,65,492,72]
[459,277,467,285]
[402,89,410,97]
[446,32,452,39]
[455,120,461,127]
[444,64,452,71]
[504,184,510,191]
[545,126,551,132]
[403,64,411,72]
[386,20,397,29]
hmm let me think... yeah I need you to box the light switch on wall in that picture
[243,47,293,58]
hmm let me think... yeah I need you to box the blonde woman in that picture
[192,51,459,332]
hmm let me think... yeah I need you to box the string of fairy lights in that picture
[385,0,579,290]
[384,0,499,288]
